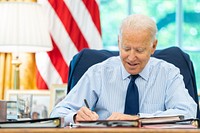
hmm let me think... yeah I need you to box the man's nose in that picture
[128,50,136,61]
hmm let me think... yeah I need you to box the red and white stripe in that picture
[36,0,102,89]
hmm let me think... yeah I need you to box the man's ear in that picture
[151,39,158,54]
[118,35,120,48]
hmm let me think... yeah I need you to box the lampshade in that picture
[0,1,53,53]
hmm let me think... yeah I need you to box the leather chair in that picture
[67,46,200,118]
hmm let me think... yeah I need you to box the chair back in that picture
[67,46,200,118]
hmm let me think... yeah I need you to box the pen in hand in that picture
[84,99,99,120]
[84,99,90,109]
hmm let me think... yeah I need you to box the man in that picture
[50,14,197,125]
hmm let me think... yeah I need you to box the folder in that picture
[71,120,140,128]
[140,115,184,125]
[0,117,62,128]
[141,119,199,129]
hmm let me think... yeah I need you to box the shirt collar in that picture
[120,57,152,81]
[139,58,151,81]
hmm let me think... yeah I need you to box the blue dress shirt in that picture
[50,56,197,125]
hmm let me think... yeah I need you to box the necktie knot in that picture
[130,74,139,82]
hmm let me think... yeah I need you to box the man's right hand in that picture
[74,106,99,123]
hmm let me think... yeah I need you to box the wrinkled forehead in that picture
[120,28,152,43]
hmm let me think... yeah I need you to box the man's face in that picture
[119,30,157,75]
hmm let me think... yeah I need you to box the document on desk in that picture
[71,120,140,128]
[139,115,184,125]
[0,117,62,128]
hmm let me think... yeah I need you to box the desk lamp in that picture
[0,0,53,89]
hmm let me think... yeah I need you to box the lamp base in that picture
[12,56,21,90]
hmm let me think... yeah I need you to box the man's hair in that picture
[119,14,158,44]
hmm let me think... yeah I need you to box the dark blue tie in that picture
[124,75,139,115]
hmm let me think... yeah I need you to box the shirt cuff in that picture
[64,112,77,126]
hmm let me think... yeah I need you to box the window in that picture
[100,0,127,49]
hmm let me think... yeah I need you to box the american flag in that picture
[36,0,102,89]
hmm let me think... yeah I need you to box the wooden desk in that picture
[0,128,199,133]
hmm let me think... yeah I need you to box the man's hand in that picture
[107,112,139,120]
[74,106,99,123]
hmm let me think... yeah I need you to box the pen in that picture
[84,99,90,109]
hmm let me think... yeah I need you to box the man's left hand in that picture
[107,112,139,120]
